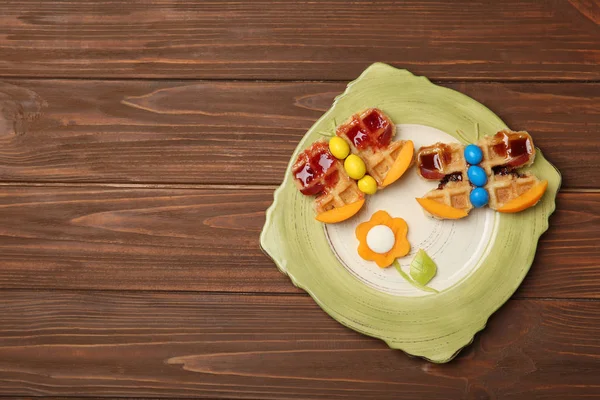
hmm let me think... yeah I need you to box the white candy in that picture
[366,225,396,254]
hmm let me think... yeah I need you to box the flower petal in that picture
[377,252,396,268]
[355,220,375,240]
[358,241,378,262]
[355,210,410,268]
[370,210,392,225]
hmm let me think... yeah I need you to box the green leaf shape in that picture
[394,260,439,294]
[410,249,437,286]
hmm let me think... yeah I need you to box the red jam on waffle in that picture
[490,131,534,168]
[417,143,455,180]
[336,108,393,151]
[292,141,340,196]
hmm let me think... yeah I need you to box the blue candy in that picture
[467,165,487,187]
[470,187,489,208]
[464,144,483,165]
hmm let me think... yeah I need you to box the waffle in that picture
[479,130,536,175]
[314,171,364,213]
[416,142,466,180]
[292,140,363,214]
[422,180,474,215]
[415,130,540,217]
[415,142,472,215]
[336,108,412,186]
[486,172,540,210]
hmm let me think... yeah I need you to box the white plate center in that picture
[325,124,497,297]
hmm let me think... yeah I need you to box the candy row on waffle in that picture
[336,108,412,187]
[416,130,539,215]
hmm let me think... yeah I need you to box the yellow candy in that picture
[358,175,377,194]
[329,137,350,159]
[344,154,366,180]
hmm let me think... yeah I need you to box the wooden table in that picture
[0,1,598,399]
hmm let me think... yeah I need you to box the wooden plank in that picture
[0,186,596,298]
[0,290,599,399]
[1,80,599,188]
[0,1,598,80]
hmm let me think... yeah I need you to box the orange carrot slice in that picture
[497,180,548,213]
[382,140,414,187]
[316,199,365,223]
[416,197,469,220]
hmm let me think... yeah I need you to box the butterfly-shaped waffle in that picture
[415,130,548,219]
[292,108,414,223]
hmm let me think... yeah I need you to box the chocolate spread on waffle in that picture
[492,165,523,178]
[437,172,463,190]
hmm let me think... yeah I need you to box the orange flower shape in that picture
[355,210,410,268]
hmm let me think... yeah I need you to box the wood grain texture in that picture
[0,1,599,80]
[0,0,596,395]
[0,80,598,188]
[0,186,596,299]
[0,291,599,399]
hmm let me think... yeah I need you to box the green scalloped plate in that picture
[260,63,560,363]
